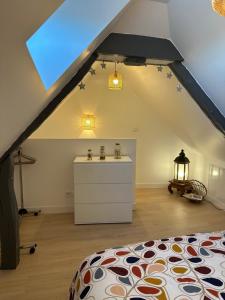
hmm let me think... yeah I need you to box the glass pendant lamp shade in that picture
[108,62,122,90]
[174,150,190,182]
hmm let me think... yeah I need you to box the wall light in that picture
[211,166,220,177]
[108,62,122,90]
[81,114,96,130]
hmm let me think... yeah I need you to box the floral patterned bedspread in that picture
[70,231,225,300]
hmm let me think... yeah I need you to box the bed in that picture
[70,231,225,300]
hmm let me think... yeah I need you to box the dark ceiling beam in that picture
[97,33,184,61]
[170,62,225,136]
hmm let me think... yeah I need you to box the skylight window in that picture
[26,0,129,90]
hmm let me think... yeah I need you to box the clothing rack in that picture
[14,147,41,216]
[14,147,39,255]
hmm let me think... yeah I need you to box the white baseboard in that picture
[21,185,168,214]
[22,206,74,214]
[206,195,225,210]
[136,183,167,189]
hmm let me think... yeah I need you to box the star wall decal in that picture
[89,68,96,75]
[157,65,163,72]
[101,61,106,69]
[78,82,85,90]
[176,84,183,92]
[167,72,173,79]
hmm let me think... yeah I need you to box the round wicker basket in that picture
[182,180,207,202]
[189,180,207,198]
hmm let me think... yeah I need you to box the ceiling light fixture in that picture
[108,62,122,90]
[212,0,225,16]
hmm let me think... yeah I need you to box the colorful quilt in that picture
[70,231,225,300]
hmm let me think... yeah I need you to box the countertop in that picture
[73,156,132,164]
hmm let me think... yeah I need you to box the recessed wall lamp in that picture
[211,166,220,177]
[108,61,122,90]
[81,114,96,130]
[212,0,225,16]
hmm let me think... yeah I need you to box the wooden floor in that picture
[0,188,224,300]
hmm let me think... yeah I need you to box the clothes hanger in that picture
[14,147,36,165]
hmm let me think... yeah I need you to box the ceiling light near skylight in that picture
[108,62,123,90]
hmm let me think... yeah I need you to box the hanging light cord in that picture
[114,61,118,75]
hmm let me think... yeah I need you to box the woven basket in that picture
[189,180,207,199]
[212,0,225,16]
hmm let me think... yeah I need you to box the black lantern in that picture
[174,150,190,182]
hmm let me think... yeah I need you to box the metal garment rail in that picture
[14,147,40,217]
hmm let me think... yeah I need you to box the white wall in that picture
[31,62,203,184]
[15,62,207,212]
[208,164,225,209]
[113,0,170,38]
[15,60,225,211]
[168,0,225,116]
[167,0,225,208]
[14,139,136,213]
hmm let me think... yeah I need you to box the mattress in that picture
[70,231,225,300]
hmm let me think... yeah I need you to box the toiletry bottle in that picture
[114,143,121,159]
[100,146,105,160]
[87,149,93,160]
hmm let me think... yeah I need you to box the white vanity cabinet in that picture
[73,156,134,224]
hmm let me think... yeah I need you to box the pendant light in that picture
[108,62,122,90]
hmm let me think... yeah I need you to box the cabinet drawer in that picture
[74,183,134,204]
[74,203,132,224]
[74,163,134,183]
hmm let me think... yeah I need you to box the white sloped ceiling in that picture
[0,0,130,157]
[0,0,63,156]
[168,0,225,116]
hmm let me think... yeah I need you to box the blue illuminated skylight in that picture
[26,0,129,89]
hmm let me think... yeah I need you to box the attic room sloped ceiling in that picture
[31,62,225,165]
[0,0,225,164]
[113,0,225,121]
